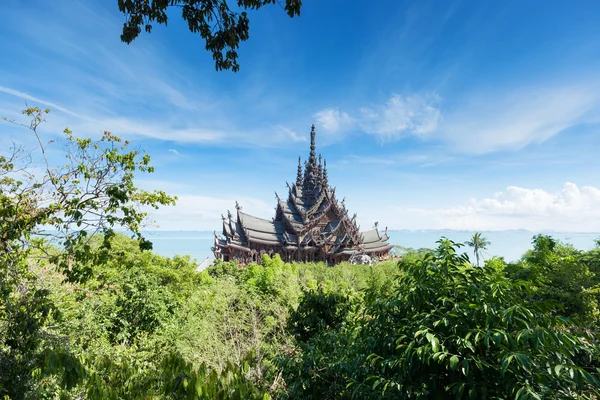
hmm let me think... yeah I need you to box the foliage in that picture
[288,287,352,343]
[507,234,600,327]
[0,108,174,398]
[42,345,270,399]
[118,0,302,72]
[282,238,600,399]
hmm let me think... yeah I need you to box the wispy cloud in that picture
[314,108,355,133]
[346,155,397,166]
[344,152,454,168]
[313,81,600,155]
[359,94,442,140]
[0,85,314,148]
[313,93,441,142]
[276,125,307,142]
[440,83,600,154]
[0,85,88,119]
[168,149,184,157]
[145,194,273,231]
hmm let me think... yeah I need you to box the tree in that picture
[288,287,352,343]
[118,0,302,72]
[0,107,176,398]
[355,238,600,398]
[466,231,490,267]
[282,239,600,399]
[508,235,600,327]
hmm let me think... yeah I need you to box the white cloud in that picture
[359,93,442,139]
[168,149,183,157]
[144,194,273,231]
[136,180,600,233]
[313,94,441,141]
[313,81,600,154]
[0,86,297,148]
[344,150,455,167]
[0,85,89,119]
[314,108,355,133]
[441,83,600,154]
[276,125,307,142]
[405,182,600,232]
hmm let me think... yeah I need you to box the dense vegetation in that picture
[1,109,599,398]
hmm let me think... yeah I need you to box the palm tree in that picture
[466,232,490,267]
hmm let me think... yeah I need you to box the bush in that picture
[288,287,353,343]
[283,238,600,399]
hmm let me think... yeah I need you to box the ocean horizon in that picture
[142,229,600,264]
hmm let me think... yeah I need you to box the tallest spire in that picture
[310,124,316,157]
[308,124,317,170]
[303,125,320,196]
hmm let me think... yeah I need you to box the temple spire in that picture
[296,156,302,187]
[308,124,317,168]
[317,154,323,188]
[323,159,329,188]
[307,125,317,173]
[303,125,319,195]
[310,124,316,159]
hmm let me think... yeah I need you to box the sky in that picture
[1,0,600,232]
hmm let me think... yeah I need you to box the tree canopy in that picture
[118,0,303,72]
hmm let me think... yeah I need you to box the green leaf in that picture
[461,359,469,376]
[449,355,459,370]
[501,355,513,374]
[426,332,440,352]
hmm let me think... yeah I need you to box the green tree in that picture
[507,235,599,327]
[283,239,600,399]
[465,231,490,267]
[0,107,176,398]
[288,287,352,343]
[118,0,302,72]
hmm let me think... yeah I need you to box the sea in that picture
[142,230,600,264]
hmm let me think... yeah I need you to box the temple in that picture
[212,125,393,265]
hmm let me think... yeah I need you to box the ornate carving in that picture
[296,157,302,187]
[212,125,392,265]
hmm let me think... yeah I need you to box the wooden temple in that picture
[212,125,393,265]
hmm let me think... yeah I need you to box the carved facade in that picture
[212,125,393,265]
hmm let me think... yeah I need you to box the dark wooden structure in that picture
[212,125,393,265]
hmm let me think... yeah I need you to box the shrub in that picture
[288,287,353,343]
[283,238,600,399]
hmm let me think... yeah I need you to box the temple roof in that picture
[361,228,381,244]
[213,125,393,261]
[238,211,285,234]
[323,220,341,233]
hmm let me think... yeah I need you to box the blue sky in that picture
[1,0,600,232]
